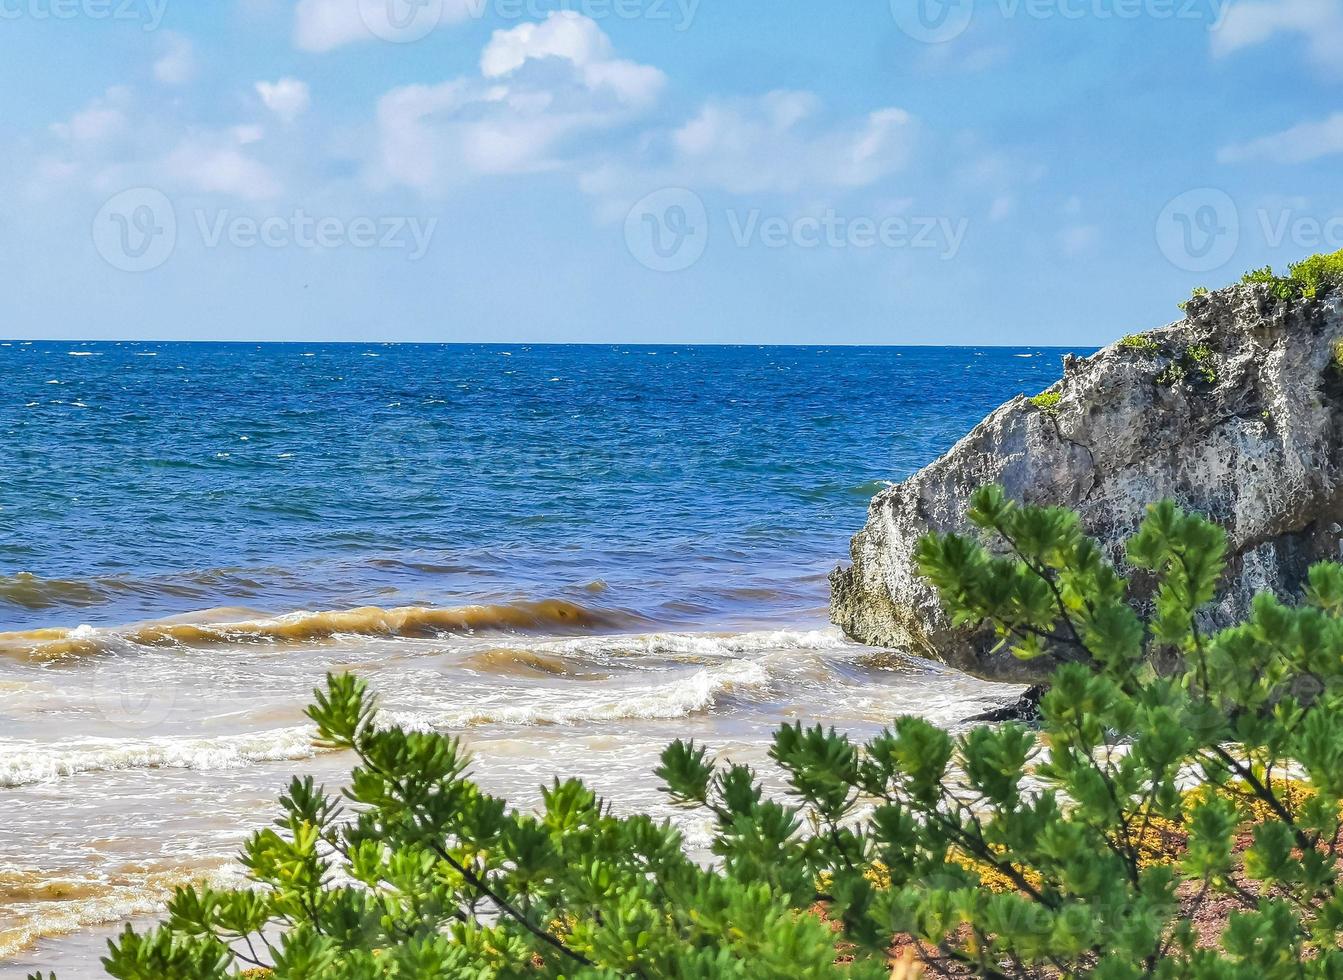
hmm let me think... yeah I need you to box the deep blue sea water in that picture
[0,342,1081,633]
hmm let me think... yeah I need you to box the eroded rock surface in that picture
[831,285,1343,682]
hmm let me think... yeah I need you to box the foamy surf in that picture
[529,627,852,659]
[0,727,319,788]
[0,653,779,786]
[389,658,773,730]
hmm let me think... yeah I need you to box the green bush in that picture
[1287,250,1343,299]
[1233,249,1343,303]
[1177,287,1208,313]
[86,489,1343,978]
[1028,390,1061,412]
[1118,333,1161,354]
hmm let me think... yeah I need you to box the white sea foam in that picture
[0,651,779,786]
[0,726,319,788]
[532,627,851,660]
[392,658,773,730]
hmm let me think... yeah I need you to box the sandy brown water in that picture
[0,603,1023,975]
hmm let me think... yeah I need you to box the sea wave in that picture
[0,599,632,661]
[390,658,773,729]
[457,628,851,682]
[529,627,851,660]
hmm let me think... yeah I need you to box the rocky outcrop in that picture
[831,285,1343,683]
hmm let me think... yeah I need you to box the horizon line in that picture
[1,338,1095,350]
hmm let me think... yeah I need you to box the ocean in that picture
[0,341,1077,974]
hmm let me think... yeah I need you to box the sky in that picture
[0,0,1339,345]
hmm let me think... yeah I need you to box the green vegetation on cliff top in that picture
[1185,247,1343,309]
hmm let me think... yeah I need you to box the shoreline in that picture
[0,611,1028,973]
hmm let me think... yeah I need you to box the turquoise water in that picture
[1,342,1075,631]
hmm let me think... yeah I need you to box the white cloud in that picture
[294,0,479,52]
[1210,0,1343,74]
[50,88,131,143]
[162,129,283,200]
[374,13,664,191]
[1218,112,1343,164]
[154,33,197,86]
[29,85,285,207]
[481,11,664,105]
[256,78,311,123]
[587,91,916,198]
[481,11,608,75]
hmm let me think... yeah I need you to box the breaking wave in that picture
[390,658,773,729]
[0,599,633,661]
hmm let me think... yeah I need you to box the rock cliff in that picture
[831,284,1343,683]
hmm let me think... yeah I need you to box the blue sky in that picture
[0,0,1339,344]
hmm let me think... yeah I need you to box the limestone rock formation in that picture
[831,284,1343,683]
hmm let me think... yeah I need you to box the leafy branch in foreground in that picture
[90,487,1343,977]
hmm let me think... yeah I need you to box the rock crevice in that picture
[830,285,1343,683]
